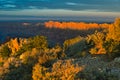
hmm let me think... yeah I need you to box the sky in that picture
[0,0,120,20]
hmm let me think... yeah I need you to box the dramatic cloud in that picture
[0,0,120,12]
[0,0,120,17]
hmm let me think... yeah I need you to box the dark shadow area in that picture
[0,21,104,45]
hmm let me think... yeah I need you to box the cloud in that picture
[3,4,16,8]
[0,0,120,12]
[0,9,120,17]
[28,6,37,9]
[66,2,78,6]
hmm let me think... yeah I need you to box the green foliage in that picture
[63,36,88,58]
[29,35,48,49]
[104,39,120,59]
[63,36,82,51]
[3,64,32,80]
[16,36,48,56]
[0,62,4,66]
[15,43,33,56]
[38,46,63,67]
[15,48,26,56]
[0,45,11,58]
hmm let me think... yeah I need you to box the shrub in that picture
[0,45,11,58]
[38,47,62,67]
[63,36,88,58]
[32,63,48,80]
[104,18,120,59]
[29,36,48,49]
[32,59,83,80]
[16,36,48,56]
[104,39,120,59]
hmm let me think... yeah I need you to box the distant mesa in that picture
[22,23,31,26]
[35,23,41,26]
[35,23,44,26]
[44,21,110,30]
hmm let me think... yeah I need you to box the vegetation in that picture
[0,44,11,58]
[0,18,120,80]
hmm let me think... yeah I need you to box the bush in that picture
[32,59,83,80]
[88,31,106,55]
[104,18,120,59]
[29,36,48,49]
[32,64,48,80]
[16,36,48,56]
[63,36,88,58]
[104,39,120,59]
[38,46,63,67]
[0,45,11,58]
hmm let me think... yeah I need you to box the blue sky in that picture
[0,0,120,18]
